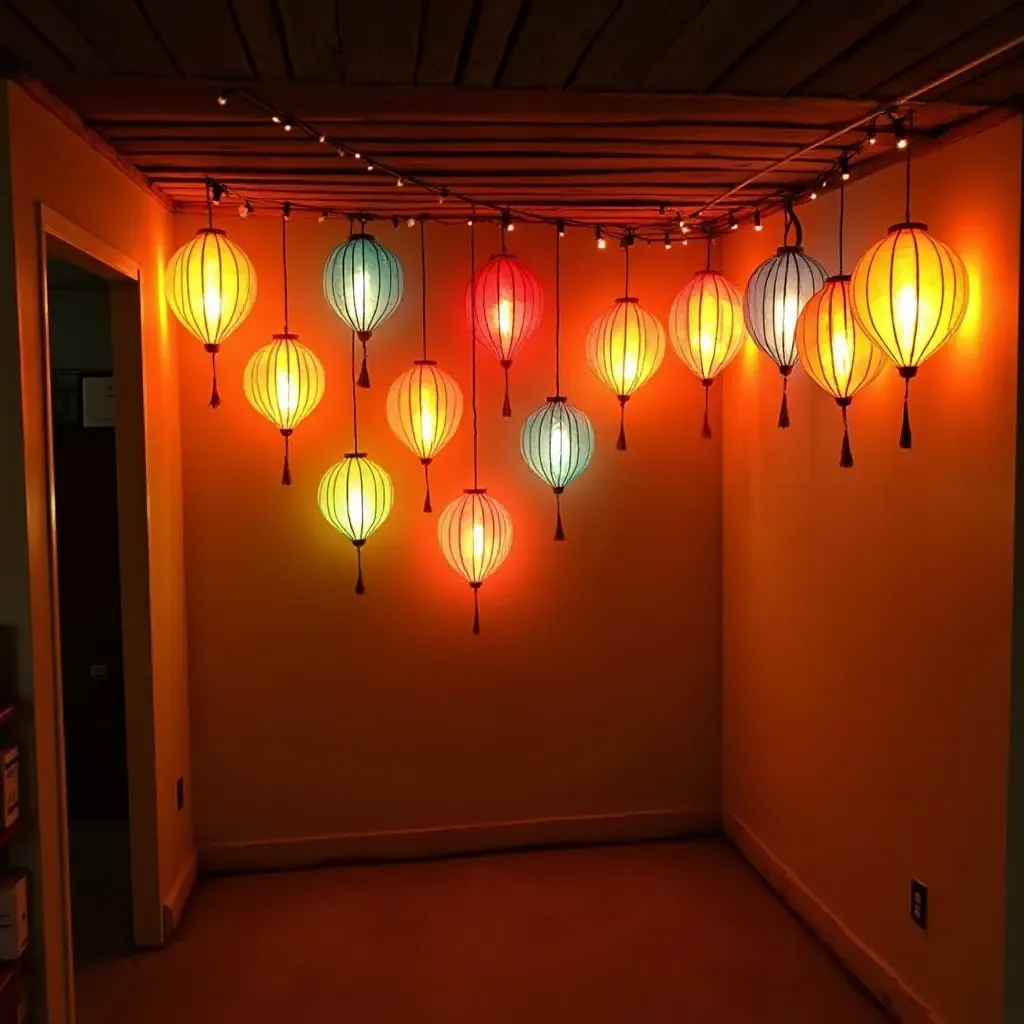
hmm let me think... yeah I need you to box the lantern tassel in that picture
[208,348,221,409]
[840,404,854,469]
[554,490,565,542]
[616,395,629,451]
[281,432,292,486]
[900,375,913,450]
[778,373,791,430]
[354,544,365,596]
[357,340,371,389]
[701,380,713,440]
[471,584,481,635]
[501,363,512,418]
[422,461,432,514]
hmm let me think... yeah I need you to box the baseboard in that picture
[724,811,944,1024]
[200,807,721,873]
[162,847,198,940]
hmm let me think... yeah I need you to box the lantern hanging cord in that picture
[281,202,290,333]
[904,111,914,223]
[470,212,479,490]
[554,224,561,395]
[783,199,803,248]
[838,174,846,276]
[624,240,631,297]
[705,234,712,271]
[420,218,428,360]
[205,178,214,229]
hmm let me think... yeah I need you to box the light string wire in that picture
[281,202,290,333]
[348,217,359,454]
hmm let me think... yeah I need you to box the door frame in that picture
[36,206,163,997]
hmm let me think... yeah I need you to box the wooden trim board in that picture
[200,807,721,873]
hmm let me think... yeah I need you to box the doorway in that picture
[46,256,133,964]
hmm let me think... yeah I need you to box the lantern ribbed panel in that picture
[743,247,828,369]
[317,455,394,543]
[850,222,968,369]
[243,334,325,431]
[386,362,463,461]
[323,233,404,339]
[669,270,746,381]
[437,491,513,586]
[520,400,595,490]
[586,298,665,397]
[166,228,256,346]
[467,254,543,362]
[795,276,885,400]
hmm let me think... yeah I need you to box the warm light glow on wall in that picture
[317,454,394,593]
[323,233,403,388]
[521,399,595,540]
[468,254,543,416]
[438,489,513,633]
[243,333,325,485]
[166,227,256,407]
[586,297,665,450]
[794,275,885,468]
[386,361,463,511]
[743,246,827,428]
[851,221,968,448]
[669,269,746,438]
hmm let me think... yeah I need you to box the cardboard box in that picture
[0,750,17,831]
[0,877,28,962]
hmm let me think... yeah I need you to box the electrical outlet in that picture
[910,879,928,929]
[176,777,185,811]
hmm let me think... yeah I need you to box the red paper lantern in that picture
[467,253,543,417]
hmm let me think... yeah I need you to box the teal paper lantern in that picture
[323,233,403,388]
[521,398,595,541]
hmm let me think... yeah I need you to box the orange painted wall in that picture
[176,214,724,859]
[3,82,194,1015]
[721,118,1021,1024]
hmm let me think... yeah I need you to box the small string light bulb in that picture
[282,202,291,221]
[729,211,739,231]
[366,160,374,171]
[396,177,404,187]
[595,227,606,250]
[809,190,818,201]
[217,93,228,107]
[283,122,292,132]
[867,120,878,146]
[664,232,672,250]
[238,200,252,219]
[353,151,361,160]
[271,114,282,124]
[753,209,763,232]
[406,216,416,227]
[438,188,449,205]
[467,216,474,227]
[819,175,828,190]
[894,118,909,149]
[556,219,565,238]
[318,134,326,144]
[840,154,851,181]
[681,220,690,235]
[318,211,328,224]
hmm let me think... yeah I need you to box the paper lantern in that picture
[851,221,968,448]
[521,398,595,540]
[386,361,463,512]
[323,233,403,388]
[438,489,513,634]
[794,275,885,468]
[166,227,256,407]
[244,334,325,485]
[587,298,665,451]
[467,254,543,416]
[743,246,827,427]
[317,454,394,594]
[669,270,746,439]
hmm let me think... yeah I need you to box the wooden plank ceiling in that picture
[2,0,1022,229]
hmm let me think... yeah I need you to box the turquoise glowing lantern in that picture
[323,231,403,388]
[521,398,595,541]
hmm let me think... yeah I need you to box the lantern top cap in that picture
[347,232,376,243]
[887,220,929,234]
[614,296,639,304]
[487,252,519,262]
[776,244,805,255]
[344,451,369,459]
[195,227,226,237]
[412,358,438,366]
[271,332,299,341]
[464,487,487,495]
[826,273,852,283]
[545,395,567,404]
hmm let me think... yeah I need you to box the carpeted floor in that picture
[75,839,890,1023]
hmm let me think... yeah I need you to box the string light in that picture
[366,160,374,171]
[664,232,672,250]
[438,188,449,204]
[556,219,565,238]
[318,210,327,224]
[353,150,361,160]
[238,200,252,219]
[681,220,690,234]
[283,121,292,132]
[894,117,909,149]
[729,211,739,231]
[753,209,762,232]
[810,190,818,201]
[217,93,228,106]
[840,154,851,181]
[595,227,606,250]
[396,177,404,187]
[407,216,417,227]
[318,134,326,144]
[271,114,282,124]
[819,175,828,190]
[867,120,878,145]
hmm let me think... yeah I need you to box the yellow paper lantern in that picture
[586,297,665,451]
[668,268,746,439]
[386,361,463,513]
[166,227,256,407]
[851,221,968,448]
[317,454,394,594]
[438,489,513,634]
[794,275,885,468]
[244,333,325,485]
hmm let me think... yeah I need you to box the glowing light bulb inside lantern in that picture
[608,324,640,392]
[832,330,853,386]
[275,368,300,417]
[352,269,367,323]
[496,298,513,346]
[203,258,223,327]
[472,521,485,560]
[895,284,921,362]
[776,295,799,347]
[347,483,373,534]
[549,421,568,472]
[418,385,437,446]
